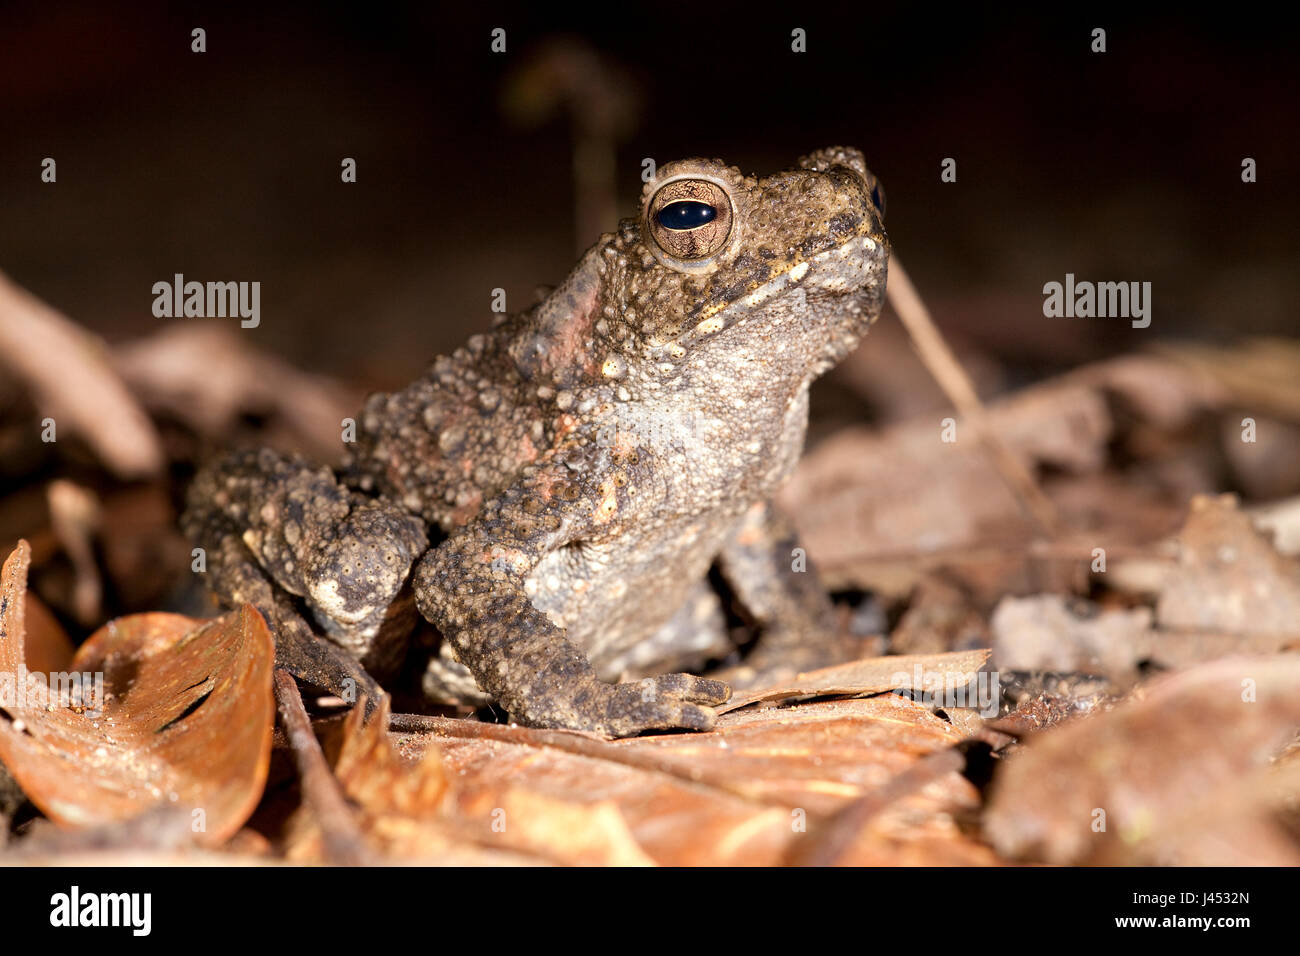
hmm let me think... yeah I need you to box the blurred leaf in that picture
[1157,493,1300,635]
[985,655,1300,864]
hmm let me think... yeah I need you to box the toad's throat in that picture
[653,232,887,354]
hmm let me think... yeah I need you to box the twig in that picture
[0,269,163,478]
[887,256,1060,537]
[46,480,102,626]
[273,669,370,864]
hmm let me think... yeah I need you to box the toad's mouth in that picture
[657,232,889,354]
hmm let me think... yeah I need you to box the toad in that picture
[183,146,889,736]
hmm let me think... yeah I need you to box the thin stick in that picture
[887,256,1061,537]
[0,269,163,478]
[273,669,370,864]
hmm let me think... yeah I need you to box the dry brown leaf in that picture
[397,696,991,865]
[780,377,1113,582]
[334,697,448,819]
[1132,628,1299,669]
[720,648,991,714]
[285,700,539,865]
[1157,494,1300,635]
[0,540,274,845]
[1158,338,1300,422]
[21,589,75,675]
[493,789,656,866]
[785,353,1228,597]
[984,655,1300,864]
[991,594,1152,681]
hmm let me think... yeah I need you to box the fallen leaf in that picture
[720,648,991,714]
[780,377,1113,582]
[984,655,1300,864]
[494,789,656,866]
[1157,494,1300,635]
[333,697,448,819]
[114,323,358,461]
[284,700,540,865]
[991,594,1152,681]
[21,588,75,674]
[393,695,992,865]
[0,540,274,845]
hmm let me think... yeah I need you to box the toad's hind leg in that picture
[594,580,735,680]
[200,533,386,710]
[422,644,493,707]
[715,500,850,686]
[421,579,733,707]
[182,449,427,684]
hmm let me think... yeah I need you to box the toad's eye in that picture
[870,182,886,218]
[646,178,734,266]
[655,200,717,230]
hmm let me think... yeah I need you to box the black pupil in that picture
[656,201,717,230]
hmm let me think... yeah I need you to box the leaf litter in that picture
[3,277,1300,864]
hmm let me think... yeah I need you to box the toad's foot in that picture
[564,673,731,736]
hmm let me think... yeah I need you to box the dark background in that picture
[1,2,1296,387]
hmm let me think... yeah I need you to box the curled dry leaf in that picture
[21,588,76,675]
[984,655,1300,864]
[333,697,447,816]
[0,541,274,846]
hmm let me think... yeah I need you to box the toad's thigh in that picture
[587,579,733,680]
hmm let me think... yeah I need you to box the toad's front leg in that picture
[183,448,427,687]
[411,472,729,737]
